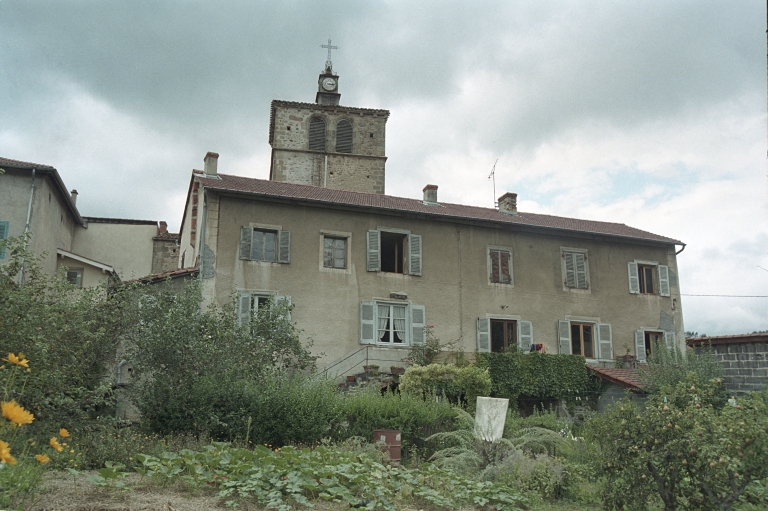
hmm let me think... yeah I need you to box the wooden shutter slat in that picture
[518,320,533,352]
[598,323,613,360]
[360,301,377,344]
[500,250,511,284]
[309,117,326,151]
[408,233,422,276]
[635,330,646,362]
[336,120,353,153]
[277,230,291,263]
[564,253,576,288]
[489,250,500,283]
[658,265,671,296]
[366,230,380,272]
[628,262,639,294]
[476,317,491,352]
[558,320,571,354]
[411,304,426,345]
[575,252,588,289]
[239,226,253,260]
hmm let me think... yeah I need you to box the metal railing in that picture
[322,346,409,381]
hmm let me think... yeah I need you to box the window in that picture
[488,248,512,284]
[336,120,352,153]
[309,117,326,152]
[239,226,290,263]
[634,329,675,362]
[558,320,613,359]
[359,301,426,346]
[628,262,670,296]
[323,236,347,268]
[237,291,291,326]
[476,318,533,353]
[66,267,83,287]
[366,229,422,275]
[562,249,588,289]
[0,221,8,260]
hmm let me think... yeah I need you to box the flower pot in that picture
[347,375,357,383]
[390,366,405,375]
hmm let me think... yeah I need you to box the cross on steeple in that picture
[320,38,338,73]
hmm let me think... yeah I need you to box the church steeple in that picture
[316,39,340,106]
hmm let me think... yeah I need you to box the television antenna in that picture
[488,159,498,207]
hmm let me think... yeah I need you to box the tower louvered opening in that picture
[336,120,353,153]
[309,117,326,152]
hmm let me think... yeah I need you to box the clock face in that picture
[322,77,336,91]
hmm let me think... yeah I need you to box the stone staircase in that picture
[338,368,405,394]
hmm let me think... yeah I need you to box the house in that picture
[0,157,178,285]
[176,58,687,376]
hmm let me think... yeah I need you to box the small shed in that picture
[588,366,646,413]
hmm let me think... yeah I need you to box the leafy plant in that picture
[403,324,444,366]
[398,363,491,408]
[639,343,724,401]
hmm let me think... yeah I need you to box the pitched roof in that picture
[588,366,645,391]
[687,333,768,346]
[0,157,56,170]
[128,266,199,284]
[197,173,682,245]
[57,248,116,275]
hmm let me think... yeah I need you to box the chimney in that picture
[423,184,438,203]
[158,221,168,236]
[70,189,78,205]
[203,152,219,176]
[498,192,518,215]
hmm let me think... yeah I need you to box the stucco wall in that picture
[72,221,157,280]
[202,192,685,370]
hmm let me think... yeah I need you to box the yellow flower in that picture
[0,441,16,465]
[59,428,70,438]
[2,353,29,368]
[36,454,51,464]
[50,437,63,452]
[2,401,34,425]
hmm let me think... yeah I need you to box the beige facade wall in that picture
[56,255,111,288]
[72,222,157,280]
[177,180,202,270]
[270,103,387,194]
[0,169,77,277]
[201,192,685,370]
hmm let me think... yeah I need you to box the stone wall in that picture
[152,238,180,274]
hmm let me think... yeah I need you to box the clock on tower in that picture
[316,39,341,106]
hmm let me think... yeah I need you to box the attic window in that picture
[309,117,326,152]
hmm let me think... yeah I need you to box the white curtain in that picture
[377,304,390,341]
[392,305,406,343]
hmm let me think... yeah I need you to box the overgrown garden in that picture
[1,234,767,510]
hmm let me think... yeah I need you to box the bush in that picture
[640,343,725,402]
[398,363,491,408]
[590,376,768,511]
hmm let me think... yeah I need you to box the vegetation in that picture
[639,344,725,401]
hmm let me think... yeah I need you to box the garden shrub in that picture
[590,376,768,511]
[639,343,725,403]
[398,363,491,408]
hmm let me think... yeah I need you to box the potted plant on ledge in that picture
[363,364,380,376]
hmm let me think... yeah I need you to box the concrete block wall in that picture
[699,342,768,395]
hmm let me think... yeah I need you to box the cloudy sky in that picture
[0,1,765,335]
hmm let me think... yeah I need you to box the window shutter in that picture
[366,230,380,272]
[665,331,675,350]
[564,253,576,288]
[476,317,491,352]
[237,292,252,326]
[410,304,426,345]
[500,250,512,284]
[408,233,422,276]
[360,301,377,344]
[0,221,8,259]
[309,117,326,152]
[277,230,291,263]
[276,295,292,321]
[658,265,670,296]
[239,227,253,260]
[518,320,533,352]
[336,120,353,153]
[574,252,588,289]
[628,262,639,294]
[558,320,571,354]
[635,330,646,362]
[489,250,500,283]
[598,323,613,360]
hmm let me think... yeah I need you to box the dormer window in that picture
[309,117,326,152]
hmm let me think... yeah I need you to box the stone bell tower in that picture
[268,40,389,194]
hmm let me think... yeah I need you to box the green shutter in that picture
[360,301,376,344]
[518,320,533,352]
[476,318,491,353]
[558,320,571,354]
[598,323,613,360]
[408,233,422,276]
[628,262,639,294]
[658,265,670,296]
[366,230,380,272]
[410,304,426,345]
[635,330,646,362]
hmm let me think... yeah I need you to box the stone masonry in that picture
[688,334,768,395]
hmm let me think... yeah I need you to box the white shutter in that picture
[574,252,588,289]
[239,227,253,260]
[658,265,670,296]
[518,320,533,352]
[276,295,292,321]
[408,233,422,276]
[476,317,491,353]
[635,330,646,362]
[628,262,639,294]
[410,304,426,345]
[558,320,571,354]
[598,323,613,360]
[277,230,291,263]
[665,331,676,350]
[366,230,380,272]
[564,253,576,287]
[237,292,252,326]
[360,301,377,344]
